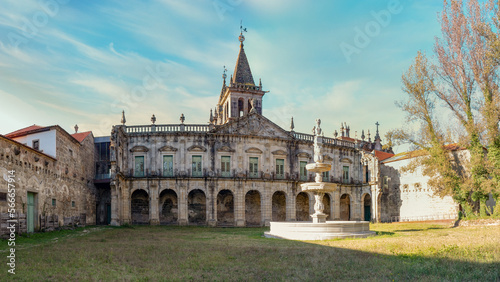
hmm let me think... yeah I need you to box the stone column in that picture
[286,188,294,221]
[178,184,188,225]
[121,183,131,224]
[149,183,159,225]
[263,184,272,226]
[207,186,217,226]
[110,181,120,226]
[235,186,245,227]
[333,189,341,220]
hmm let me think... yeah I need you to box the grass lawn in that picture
[1,221,499,281]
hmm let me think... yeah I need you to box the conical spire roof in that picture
[232,43,255,85]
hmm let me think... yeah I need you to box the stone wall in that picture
[0,131,96,234]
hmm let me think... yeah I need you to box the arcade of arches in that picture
[126,185,371,226]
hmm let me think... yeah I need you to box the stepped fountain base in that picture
[264,221,375,240]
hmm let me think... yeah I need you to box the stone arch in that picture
[188,189,206,225]
[245,190,261,226]
[340,193,351,221]
[217,189,234,226]
[323,193,331,220]
[362,193,372,221]
[272,191,286,221]
[296,192,309,221]
[131,189,149,224]
[159,189,178,224]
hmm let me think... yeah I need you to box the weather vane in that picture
[240,20,247,34]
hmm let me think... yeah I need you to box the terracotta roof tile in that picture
[374,150,395,161]
[71,131,92,143]
[5,125,45,138]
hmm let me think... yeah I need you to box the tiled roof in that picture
[382,144,466,164]
[5,125,45,138]
[374,150,395,161]
[71,131,92,143]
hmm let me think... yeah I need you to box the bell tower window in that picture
[238,98,244,117]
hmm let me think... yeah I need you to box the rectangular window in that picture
[300,161,308,181]
[365,166,370,183]
[249,157,259,178]
[343,166,349,184]
[52,198,56,206]
[71,201,75,207]
[0,192,6,201]
[163,155,174,177]
[32,140,40,151]
[221,156,231,177]
[322,171,329,182]
[275,159,284,179]
[134,156,145,177]
[192,155,202,177]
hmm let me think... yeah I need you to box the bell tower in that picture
[213,24,267,125]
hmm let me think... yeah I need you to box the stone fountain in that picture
[265,119,375,240]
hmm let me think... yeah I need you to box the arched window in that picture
[238,98,244,117]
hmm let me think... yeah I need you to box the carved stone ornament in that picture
[340,157,352,164]
[217,145,235,152]
[297,152,311,158]
[187,145,207,152]
[245,147,263,154]
[271,149,287,156]
[130,145,149,152]
[158,145,178,152]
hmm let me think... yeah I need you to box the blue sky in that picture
[0,0,444,151]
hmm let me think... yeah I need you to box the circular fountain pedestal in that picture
[265,221,375,240]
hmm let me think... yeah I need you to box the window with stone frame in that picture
[32,139,40,151]
[249,157,259,178]
[322,171,330,182]
[192,155,202,177]
[221,156,231,177]
[52,198,56,206]
[134,156,145,177]
[343,166,349,184]
[299,161,308,181]
[163,155,174,177]
[275,159,284,179]
[0,192,6,201]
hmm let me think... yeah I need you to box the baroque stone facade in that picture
[108,36,379,227]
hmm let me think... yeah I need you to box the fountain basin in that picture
[305,163,331,173]
[300,182,337,193]
[265,221,376,240]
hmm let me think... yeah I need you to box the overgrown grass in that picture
[1,222,499,280]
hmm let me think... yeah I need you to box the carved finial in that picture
[334,130,338,138]
[222,65,227,84]
[375,121,381,140]
[361,129,365,141]
[259,78,262,89]
[209,109,214,123]
[367,129,371,142]
[121,110,126,125]
[290,117,295,131]
[151,114,156,124]
[180,113,185,124]
[74,124,78,133]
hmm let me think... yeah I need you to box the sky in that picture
[0,0,445,152]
